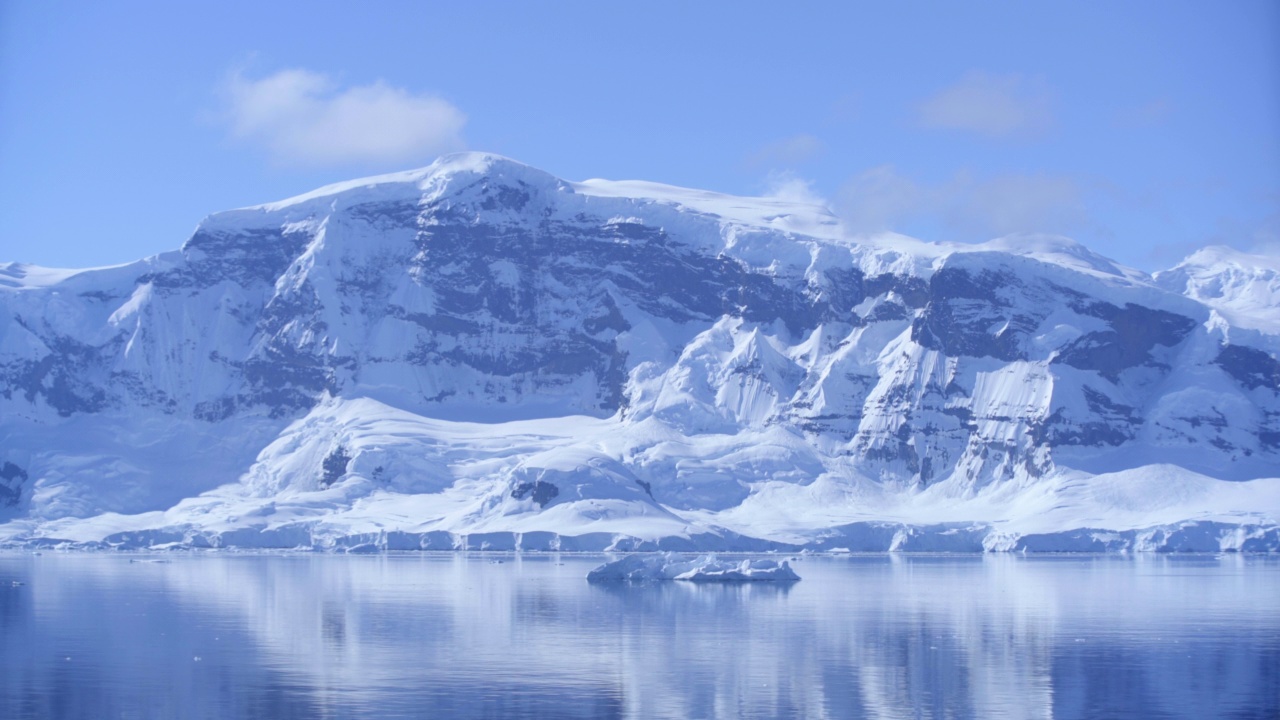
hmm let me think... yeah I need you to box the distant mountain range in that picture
[1,153,1276,551]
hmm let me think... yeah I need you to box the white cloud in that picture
[745,134,825,169]
[918,71,1053,138]
[223,68,466,168]
[836,166,1094,239]
[762,170,828,206]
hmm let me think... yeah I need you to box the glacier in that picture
[0,152,1277,552]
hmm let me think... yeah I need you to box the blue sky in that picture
[2,0,1277,270]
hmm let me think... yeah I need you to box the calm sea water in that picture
[0,552,1276,719]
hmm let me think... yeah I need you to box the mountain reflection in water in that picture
[0,553,1276,719]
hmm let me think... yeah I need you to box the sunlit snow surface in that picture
[0,153,1277,551]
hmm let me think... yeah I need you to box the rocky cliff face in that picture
[1,154,1277,550]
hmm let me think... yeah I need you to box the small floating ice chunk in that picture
[677,558,800,583]
[586,553,799,583]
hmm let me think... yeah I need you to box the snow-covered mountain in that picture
[1,153,1277,551]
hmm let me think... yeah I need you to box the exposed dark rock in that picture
[865,273,930,308]
[911,268,1035,361]
[0,462,27,507]
[1055,303,1196,380]
[1031,386,1140,448]
[321,446,351,488]
[1216,345,1280,391]
[511,480,559,507]
[193,397,237,423]
[3,333,114,416]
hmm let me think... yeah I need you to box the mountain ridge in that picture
[1,152,1277,551]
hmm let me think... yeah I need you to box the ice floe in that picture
[586,553,800,583]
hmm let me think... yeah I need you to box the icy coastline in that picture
[4,518,1277,554]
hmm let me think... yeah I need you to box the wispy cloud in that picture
[947,171,1088,237]
[744,134,825,170]
[761,170,827,206]
[836,166,1094,239]
[222,68,466,168]
[1185,192,1280,261]
[1252,204,1280,257]
[835,165,922,233]
[918,71,1054,138]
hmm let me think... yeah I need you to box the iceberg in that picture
[586,553,800,583]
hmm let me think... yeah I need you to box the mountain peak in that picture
[1172,244,1280,274]
[237,152,555,215]
[202,153,845,258]
[973,233,1140,280]
[1155,245,1280,332]
[430,150,537,176]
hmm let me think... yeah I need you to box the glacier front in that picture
[0,153,1277,551]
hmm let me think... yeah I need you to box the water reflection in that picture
[0,553,1276,719]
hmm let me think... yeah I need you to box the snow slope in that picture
[0,153,1276,551]
[1154,245,1280,333]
